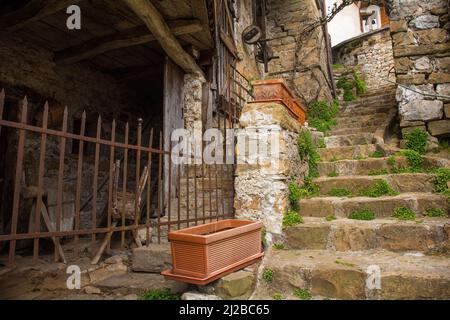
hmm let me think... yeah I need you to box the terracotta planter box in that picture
[250,79,307,125]
[161,219,263,285]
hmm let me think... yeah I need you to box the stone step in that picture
[324,133,374,147]
[334,112,390,126]
[340,105,396,116]
[317,155,447,177]
[284,217,450,253]
[328,126,379,136]
[315,173,436,195]
[341,93,397,106]
[262,249,450,299]
[298,192,449,218]
[318,144,378,161]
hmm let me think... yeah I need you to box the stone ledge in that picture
[240,102,303,133]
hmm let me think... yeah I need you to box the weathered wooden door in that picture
[163,58,184,212]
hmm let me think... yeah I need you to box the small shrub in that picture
[329,188,352,197]
[434,168,450,194]
[424,208,446,218]
[293,288,312,300]
[328,171,339,177]
[369,150,385,158]
[262,268,274,282]
[288,183,301,211]
[337,75,355,102]
[140,288,179,300]
[283,210,304,228]
[348,209,375,221]
[307,100,340,134]
[387,155,396,167]
[318,138,326,149]
[400,150,423,172]
[393,207,416,220]
[325,214,337,222]
[353,70,367,95]
[273,293,283,300]
[358,181,398,198]
[298,131,320,178]
[404,129,428,154]
[272,243,285,250]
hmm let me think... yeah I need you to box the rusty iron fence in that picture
[0,89,236,267]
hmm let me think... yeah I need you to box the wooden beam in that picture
[0,0,83,32]
[55,19,203,65]
[121,0,205,78]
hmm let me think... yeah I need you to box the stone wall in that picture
[266,0,333,105]
[234,102,308,242]
[388,0,450,140]
[332,27,396,91]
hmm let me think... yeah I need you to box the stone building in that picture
[0,0,449,301]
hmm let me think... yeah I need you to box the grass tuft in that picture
[392,207,416,220]
[140,288,179,300]
[348,209,375,221]
[293,288,312,300]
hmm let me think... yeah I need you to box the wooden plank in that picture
[121,0,205,77]
[163,58,184,209]
[0,0,83,32]
[55,20,203,65]
[91,115,102,255]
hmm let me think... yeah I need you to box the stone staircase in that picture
[255,87,450,300]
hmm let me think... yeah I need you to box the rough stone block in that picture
[285,224,330,249]
[445,104,450,118]
[182,292,222,300]
[392,31,416,46]
[402,125,427,135]
[215,270,255,299]
[390,20,408,33]
[429,72,450,84]
[415,28,449,44]
[397,74,425,85]
[400,99,443,121]
[400,120,425,128]
[428,120,450,136]
[410,15,440,29]
[437,84,450,101]
[131,244,172,273]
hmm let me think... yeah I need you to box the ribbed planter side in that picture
[162,220,263,285]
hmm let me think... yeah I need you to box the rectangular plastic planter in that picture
[161,219,263,285]
[250,79,307,125]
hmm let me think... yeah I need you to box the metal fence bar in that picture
[74,111,86,258]
[33,102,48,262]
[8,97,28,266]
[107,119,116,253]
[121,122,129,249]
[90,115,101,256]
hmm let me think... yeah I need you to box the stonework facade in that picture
[332,27,396,91]
[266,0,333,105]
[234,102,308,241]
[388,0,450,139]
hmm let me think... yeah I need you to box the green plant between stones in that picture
[273,293,283,300]
[404,129,428,154]
[293,288,312,300]
[358,181,398,198]
[262,268,274,282]
[424,208,447,218]
[329,188,352,197]
[368,169,389,176]
[399,150,424,172]
[393,207,416,220]
[325,214,337,222]
[297,130,320,178]
[328,171,339,177]
[434,168,450,194]
[348,209,375,221]
[282,210,304,228]
[369,150,385,158]
[140,288,179,300]
[307,100,340,134]
[272,243,286,250]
